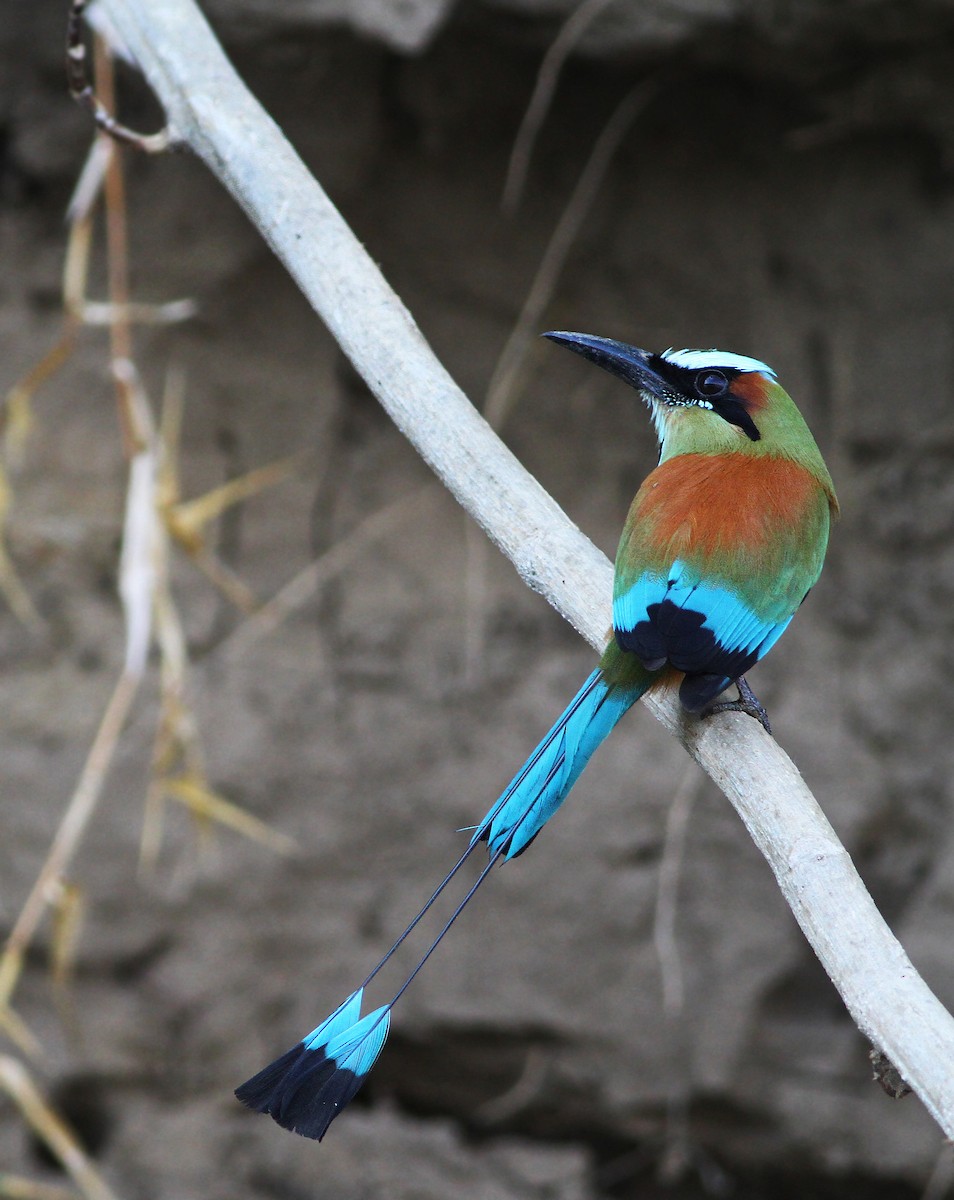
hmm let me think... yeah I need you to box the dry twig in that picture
[502,0,621,214]
[219,484,436,658]
[653,762,703,1182]
[0,1057,119,1200]
[487,82,653,427]
[0,1173,80,1200]
[67,0,171,154]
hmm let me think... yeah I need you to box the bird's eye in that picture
[695,370,729,398]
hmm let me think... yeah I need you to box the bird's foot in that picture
[702,675,772,735]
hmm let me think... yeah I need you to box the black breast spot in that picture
[617,599,761,708]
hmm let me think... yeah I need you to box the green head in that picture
[544,331,836,506]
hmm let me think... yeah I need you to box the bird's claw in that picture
[702,675,772,736]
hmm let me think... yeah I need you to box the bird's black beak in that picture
[543,331,667,401]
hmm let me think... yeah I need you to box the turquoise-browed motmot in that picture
[236,332,838,1139]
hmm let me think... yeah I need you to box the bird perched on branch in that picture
[236,331,838,1140]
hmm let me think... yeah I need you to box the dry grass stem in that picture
[163,775,297,855]
[0,469,41,625]
[156,370,297,612]
[653,761,704,1183]
[184,547,260,614]
[116,365,159,675]
[473,1047,547,1124]
[49,883,87,1041]
[0,1174,81,1200]
[653,762,702,1019]
[76,299,199,326]
[460,521,490,686]
[0,200,96,623]
[49,882,86,999]
[921,1145,954,1200]
[485,82,653,430]
[0,1057,120,1200]
[220,484,436,657]
[144,404,301,855]
[5,136,192,466]
[0,670,140,1012]
[502,0,620,214]
[1,112,190,634]
[166,457,300,550]
[4,206,92,464]
[163,455,299,613]
[0,1003,42,1062]
[67,135,113,225]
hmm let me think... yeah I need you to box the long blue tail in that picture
[236,662,649,1140]
[475,668,644,858]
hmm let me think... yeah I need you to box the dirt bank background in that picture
[4,2,954,1197]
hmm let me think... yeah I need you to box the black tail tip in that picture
[235,1045,367,1142]
[235,1043,305,1114]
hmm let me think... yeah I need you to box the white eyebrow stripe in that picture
[661,348,777,379]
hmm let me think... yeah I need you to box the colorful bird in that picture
[235,332,838,1139]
